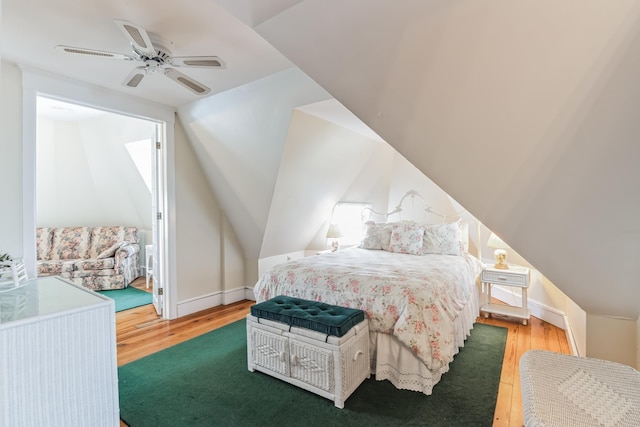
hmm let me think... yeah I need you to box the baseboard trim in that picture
[221,287,247,305]
[490,286,566,330]
[564,314,580,356]
[176,287,248,317]
[177,293,221,318]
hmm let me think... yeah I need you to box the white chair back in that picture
[0,259,28,288]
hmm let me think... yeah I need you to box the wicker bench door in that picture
[289,338,334,393]
[250,327,290,377]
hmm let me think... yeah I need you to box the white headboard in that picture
[363,190,457,223]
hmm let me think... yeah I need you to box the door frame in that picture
[21,69,178,319]
[151,122,164,316]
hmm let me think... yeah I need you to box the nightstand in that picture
[480,265,530,325]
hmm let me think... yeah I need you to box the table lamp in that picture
[487,232,509,269]
[326,223,343,252]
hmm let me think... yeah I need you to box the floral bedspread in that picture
[254,247,483,372]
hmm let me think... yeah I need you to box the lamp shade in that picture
[326,223,343,239]
[487,232,509,249]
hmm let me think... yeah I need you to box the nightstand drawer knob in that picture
[498,276,507,281]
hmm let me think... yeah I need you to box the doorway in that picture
[34,95,166,315]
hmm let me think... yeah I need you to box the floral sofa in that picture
[36,226,140,290]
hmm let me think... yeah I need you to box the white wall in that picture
[36,113,155,229]
[0,61,23,259]
[177,67,330,285]
[173,114,245,307]
[174,117,225,311]
[222,215,246,303]
[637,316,640,369]
[567,298,587,356]
[587,314,637,367]
[387,153,461,222]
[262,109,394,258]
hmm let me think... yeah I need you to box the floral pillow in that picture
[421,220,464,256]
[388,223,425,255]
[360,221,393,250]
[97,242,125,259]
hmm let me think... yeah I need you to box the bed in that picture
[253,191,484,395]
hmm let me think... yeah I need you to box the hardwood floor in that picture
[117,278,571,427]
[116,278,251,366]
[477,312,571,426]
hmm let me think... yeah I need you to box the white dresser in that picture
[0,276,119,427]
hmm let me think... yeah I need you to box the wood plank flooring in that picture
[116,279,250,367]
[117,278,571,427]
[477,313,572,426]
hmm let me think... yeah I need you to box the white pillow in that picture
[421,220,464,256]
[360,221,393,250]
[388,223,425,255]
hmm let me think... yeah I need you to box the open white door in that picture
[151,123,164,316]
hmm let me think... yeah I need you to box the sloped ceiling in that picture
[252,0,640,318]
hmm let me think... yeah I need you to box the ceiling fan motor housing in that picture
[133,37,172,67]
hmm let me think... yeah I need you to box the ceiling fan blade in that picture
[170,56,225,69]
[122,67,147,88]
[55,45,135,61]
[164,68,211,95]
[114,20,156,57]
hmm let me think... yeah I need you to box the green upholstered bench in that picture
[250,295,365,338]
[247,296,370,408]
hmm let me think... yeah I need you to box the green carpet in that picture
[98,286,153,312]
[119,320,507,426]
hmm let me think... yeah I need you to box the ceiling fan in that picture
[55,20,224,95]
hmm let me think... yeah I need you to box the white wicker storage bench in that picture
[520,350,640,427]
[246,296,370,408]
